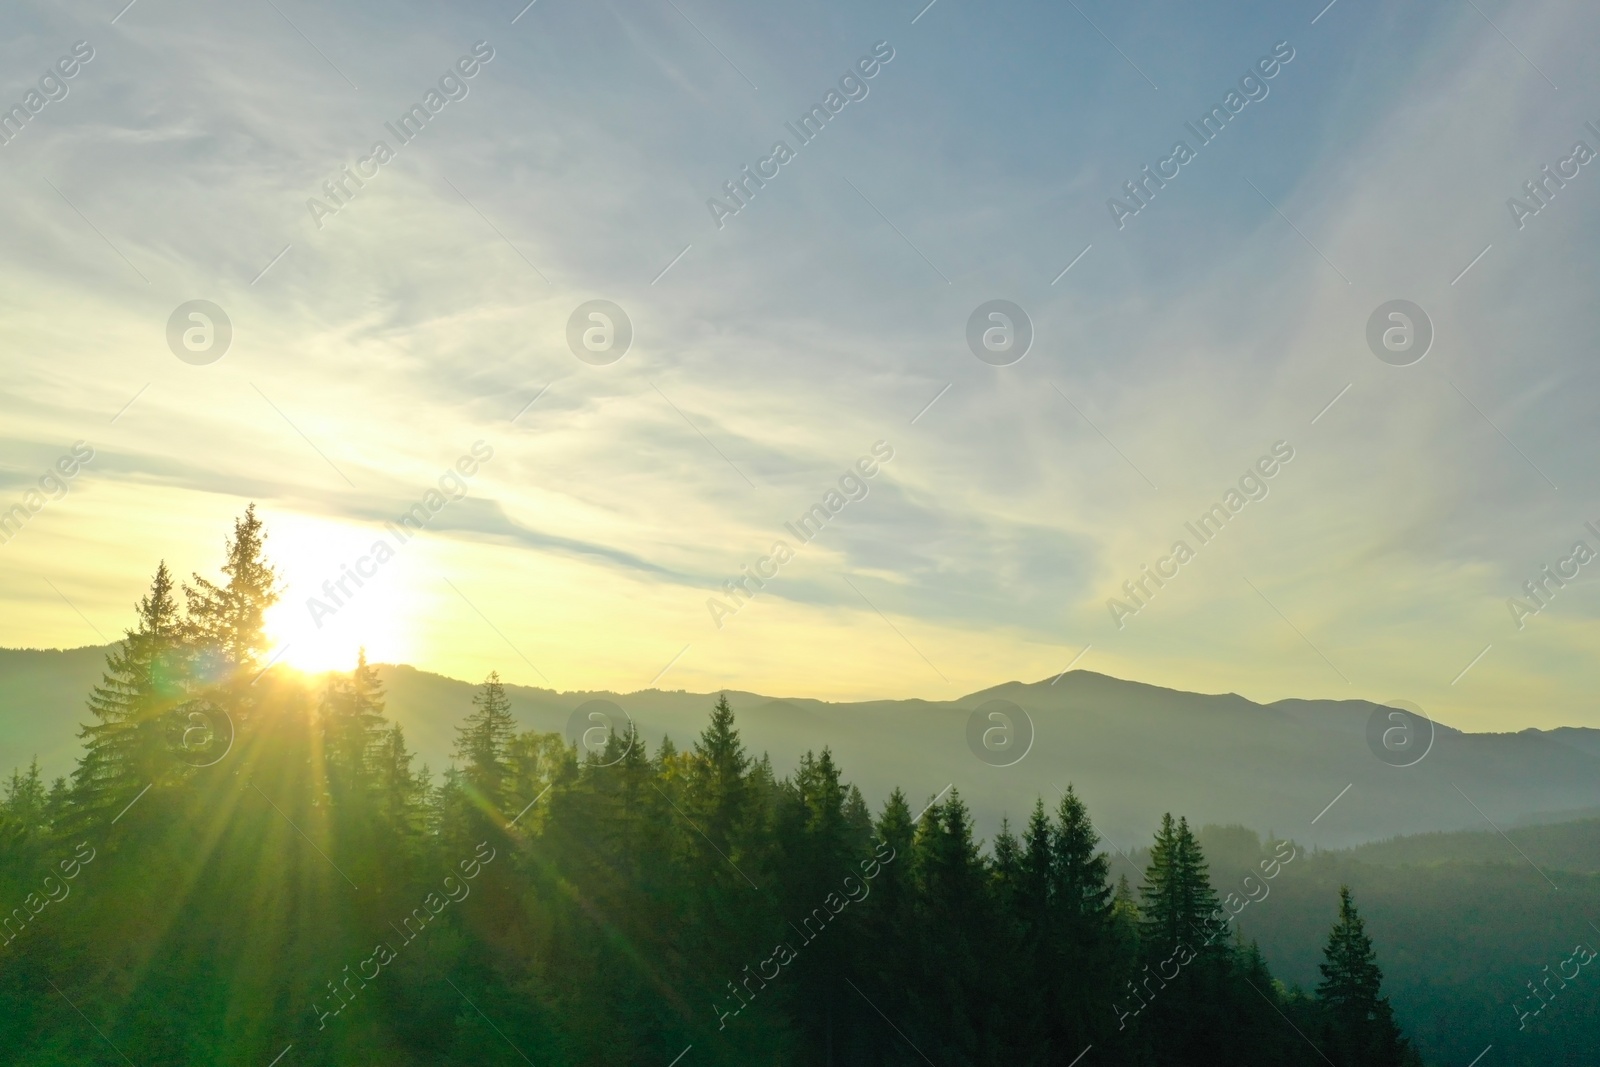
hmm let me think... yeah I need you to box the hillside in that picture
[0,646,117,777]
[1206,819,1600,1067]
[4,646,1597,850]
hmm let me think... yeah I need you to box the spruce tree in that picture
[322,650,387,796]
[689,693,750,854]
[986,812,1049,1065]
[1019,799,1053,916]
[608,723,655,882]
[991,815,1022,908]
[503,729,571,834]
[1141,815,1225,958]
[1112,874,1137,918]
[0,759,47,836]
[1171,817,1226,951]
[372,723,429,837]
[72,561,189,828]
[1110,874,1140,954]
[184,504,280,682]
[1135,814,1233,1064]
[1049,786,1116,1057]
[455,671,517,813]
[1317,886,1418,1067]
[867,787,915,922]
[908,790,990,1064]
[1139,813,1184,959]
[1053,786,1113,922]
[777,749,861,1060]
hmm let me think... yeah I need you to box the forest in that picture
[0,507,1421,1066]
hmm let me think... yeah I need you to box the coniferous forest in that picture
[0,509,1424,1066]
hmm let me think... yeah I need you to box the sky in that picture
[1,0,1598,731]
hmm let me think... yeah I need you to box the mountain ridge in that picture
[3,646,1595,849]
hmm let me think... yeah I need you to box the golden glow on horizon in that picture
[0,485,1589,734]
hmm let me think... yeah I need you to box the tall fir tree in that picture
[1049,786,1117,1058]
[1140,814,1225,959]
[321,650,388,797]
[907,790,991,1065]
[1139,813,1184,959]
[1172,817,1226,950]
[372,722,429,838]
[454,671,517,816]
[0,758,47,837]
[1134,814,1239,1065]
[690,694,750,845]
[1318,886,1418,1067]
[1053,785,1113,923]
[72,561,189,829]
[183,504,280,686]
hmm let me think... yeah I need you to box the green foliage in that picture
[182,504,280,680]
[1316,886,1421,1067]
[453,671,517,813]
[71,561,189,830]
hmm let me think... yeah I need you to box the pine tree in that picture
[372,723,429,837]
[0,758,47,836]
[72,562,189,828]
[1134,816,1245,1065]
[991,815,1022,906]
[907,790,991,1064]
[1048,786,1116,1059]
[989,813,1047,1062]
[1110,873,1140,945]
[1172,817,1226,950]
[867,787,915,922]
[1018,800,1053,918]
[183,504,280,683]
[1141,815,1225,959]
[1053,786,1113,923]
[455,672,517,814]
[1317,886,1418,1067]
[689,693,750,854]
[322,650,388,796]
[1139,813,1183,959]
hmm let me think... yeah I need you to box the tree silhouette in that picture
[71,561,188,830]
[454,671,517,819]
[1318,885,1419,1067]
[183,503,280,684]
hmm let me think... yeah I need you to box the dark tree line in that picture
[0,509,1421,1066]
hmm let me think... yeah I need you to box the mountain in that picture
[0,645,114,780]
[369,665,1600,851]
[4,645,1596,850]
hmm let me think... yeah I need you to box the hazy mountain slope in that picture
[1217,821,1600,1067]
[0,646,110,780]
[371,665,1600,850]
[1341,818,1600,872]
[4,647,1596,850]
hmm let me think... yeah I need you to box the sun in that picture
[260,513,417,675]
